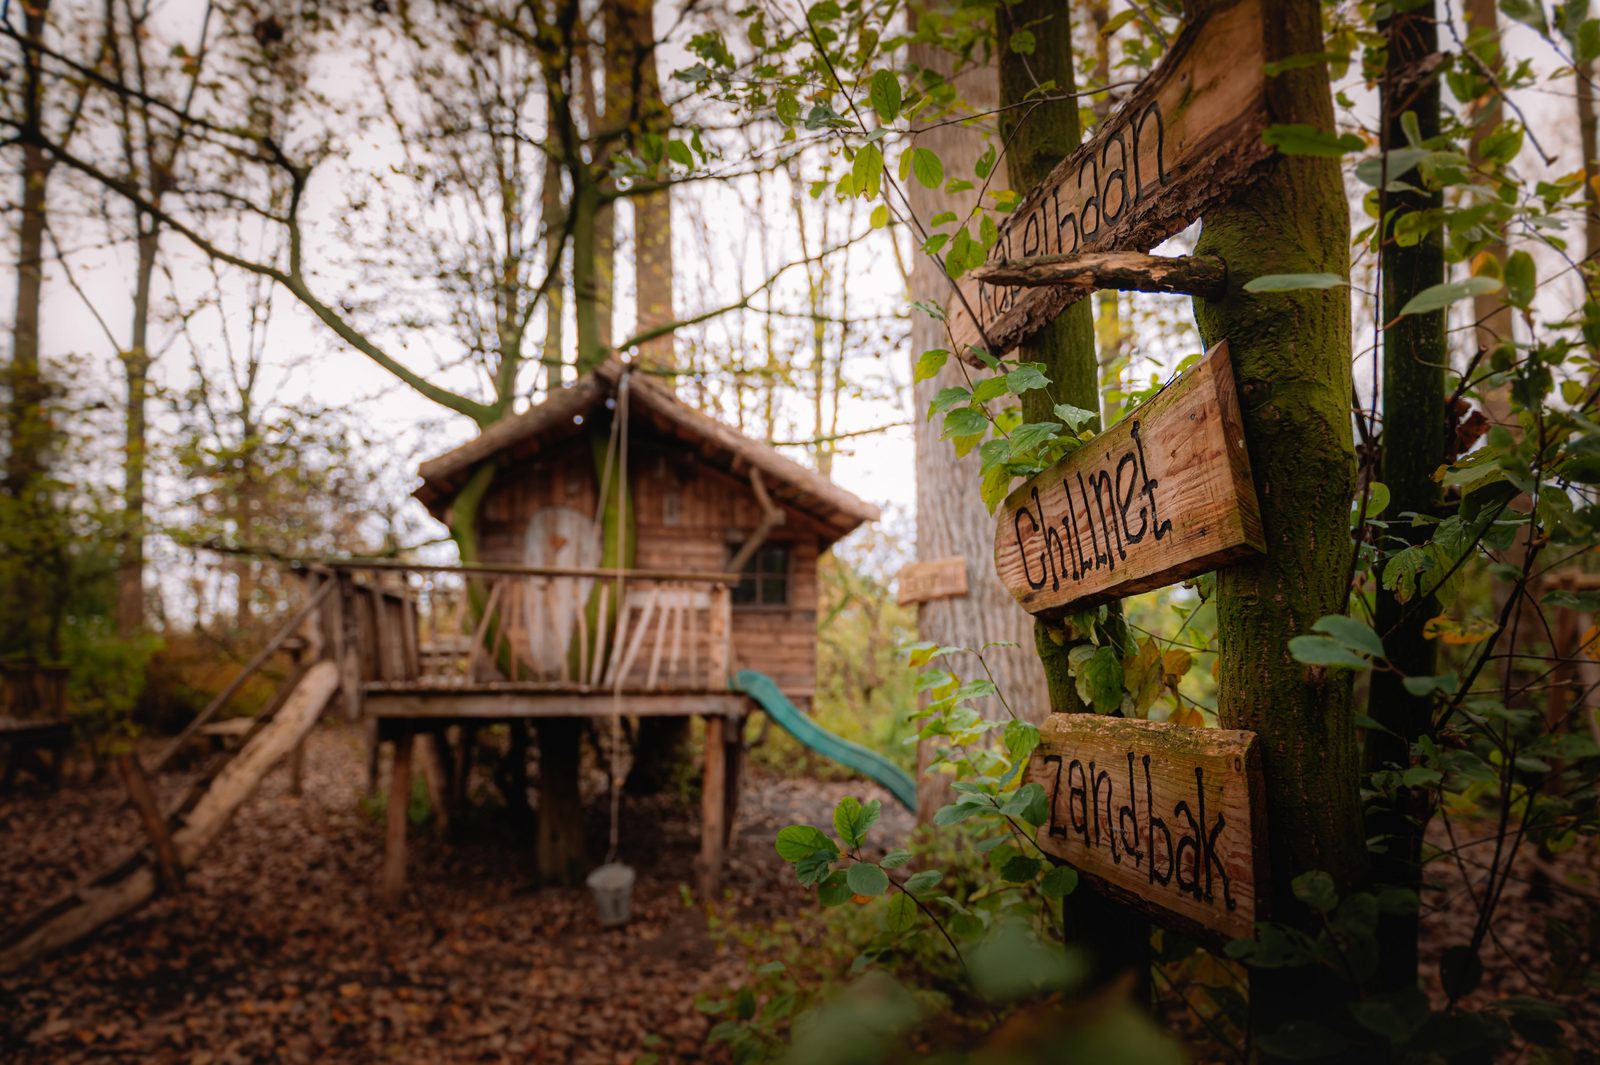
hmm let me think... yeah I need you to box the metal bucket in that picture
[586,862,636,927]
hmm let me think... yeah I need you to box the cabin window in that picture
[731,544,790,606]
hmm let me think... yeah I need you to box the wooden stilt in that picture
[115,752,183,892]
[723,714,745,847]
[698,714,727,899]
[381,728,414,906]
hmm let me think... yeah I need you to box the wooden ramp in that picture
[0,662,340,973]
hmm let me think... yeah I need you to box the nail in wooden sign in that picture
[896,557,969,607]
[992,341,1262,618]
[1026,712,1267,945]
[946,0,1273,359]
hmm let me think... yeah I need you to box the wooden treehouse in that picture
[332,360,880,898]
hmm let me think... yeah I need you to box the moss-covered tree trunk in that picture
[1365,1,1445,992]
[996,0,1149,994]
[1190,0,1368,1041]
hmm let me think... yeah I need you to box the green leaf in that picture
[846,861,889,897]
[1499,0,1549,33]
[903,869,941,895]
[817,869,852,906]
[1311,615,1385,659]
[795,847,835,887]
[1005,364,1050,393]
[1292,870,1339,913]
[868,70,902,123]
[881,848,912,868]
[852,142,884,200]
[1000,855,1042,882]
[869,204,890,229]
[980,462,1013,514]
[1006,422,1062,457]
[1398,276,1502,317]
[1440,945,1483,999]
[1358,480,1390,520]
[973,375,1011,403]
[776,825,838,861]
[942,407,988,440]
[1242,272,1348,293]
[1401,765,1442,787]
[1349,988,1430,1045]
[1009,28,1036,54]
[834,796,881,848]
[666,140,695,167]
[1004,720,1040,762]
[1287,635,1371,670]
[1504,250,1536,310]
[927,385,971,417]
[1040,864,1078,898]
[1053,403,1097,433]
[1074,645,1124,714]
[911,147,944,190]
[1401,671,1457,697]
[1255,1020,1351,1060]
[929,210,958,227]
[886,891,918,932]
[913,349,949,384]
[1355,146,1433,187]
[1263,123,1365,156]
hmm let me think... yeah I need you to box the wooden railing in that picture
[329,561,735,694]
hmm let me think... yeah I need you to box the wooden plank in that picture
[896,557,970,607]
[381,729,414,906]
[590,584,612,686]
[946,0,1273,359]
[114,753,183,892]
[1026,713,1267,945]
[993,341,1262,618]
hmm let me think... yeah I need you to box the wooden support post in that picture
[707,584,733,686]
[416,732,450,838]
[381,728,414,906]
[335,573,364,721]
[723,714,745,847]
[698,714,727,899]
[115,752,183,892]
[969,250,1228,296]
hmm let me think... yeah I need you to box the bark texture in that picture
[1190,0,1368,1040]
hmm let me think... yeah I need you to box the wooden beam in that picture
[969,251,1226,297]
[699,714,727,898]
[381,729,414,906]
[114,753,183,892]
[365,690,748,721]
[328,558,738,585]
[727,468,788,574]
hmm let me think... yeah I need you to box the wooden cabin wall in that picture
[471,428,824,698]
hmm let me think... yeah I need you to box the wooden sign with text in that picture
[993,341,1262,618]
[1027,713,1267,944]
[896,557,969,606]
[947,0,1273,359]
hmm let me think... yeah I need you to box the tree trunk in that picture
[618,0,675,373]
[118,225,159,638]
[1191,0,1368,1044]
[3,2,56,662]
[907,32,1048,823]
[996,0,1149,993]
[1365,1,1445,992]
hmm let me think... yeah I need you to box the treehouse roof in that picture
[414,359,881,543]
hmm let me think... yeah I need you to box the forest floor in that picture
[0,721,913,1064]
[2,722,1598,1063]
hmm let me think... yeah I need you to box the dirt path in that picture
[0,723,912,1063]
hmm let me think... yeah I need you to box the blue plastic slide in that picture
[732,669,917,812]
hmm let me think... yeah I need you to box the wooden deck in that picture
[365,681,748,723]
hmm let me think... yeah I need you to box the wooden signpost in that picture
[993,341,1262,618]
[896,557,969,607]
[1027,713,1267,945]
[946,0,1273,359]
